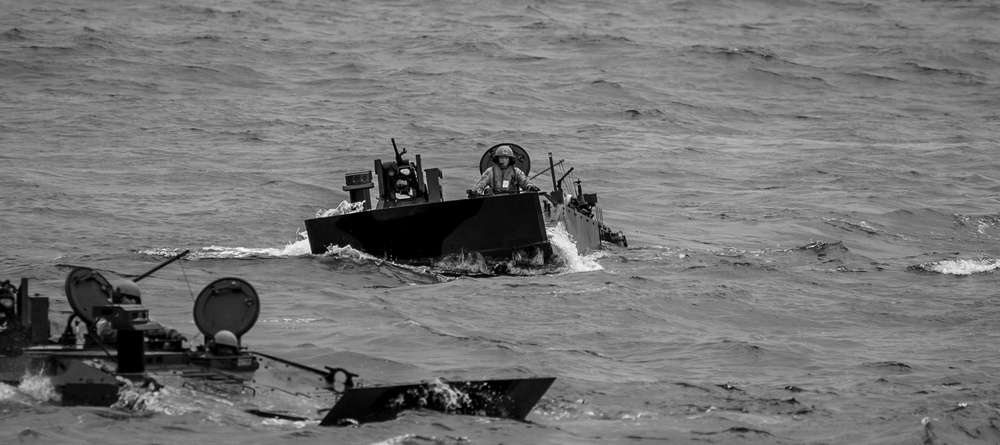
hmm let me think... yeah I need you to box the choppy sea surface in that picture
[2,0,1000,443]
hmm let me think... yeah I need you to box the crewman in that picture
[0,281,27,356]
[0,281,19,332]
[472,145,541,195]
[208,330,241,356]
[92,277,186,347]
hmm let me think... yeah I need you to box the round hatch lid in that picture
[479,143,531,176]
[193,278,259,338]
[65,267,113,325]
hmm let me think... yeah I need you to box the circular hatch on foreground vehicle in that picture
[65,267,113,325]
[193,278,259,339]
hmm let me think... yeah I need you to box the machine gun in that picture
[360,139,444,209]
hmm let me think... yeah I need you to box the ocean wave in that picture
[823,218,883,235]
[909,258,1000,276]
[954,214,1000,237]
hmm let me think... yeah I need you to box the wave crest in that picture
[909,258,1000,275]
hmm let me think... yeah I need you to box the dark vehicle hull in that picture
[321,377,556,425]
[305,193,549,261]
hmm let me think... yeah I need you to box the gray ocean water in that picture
[3,0,1000,443]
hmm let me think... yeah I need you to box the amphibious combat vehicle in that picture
[304,140,627,264]
[0,251,554,425]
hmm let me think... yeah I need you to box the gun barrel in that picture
[134,250,191,282]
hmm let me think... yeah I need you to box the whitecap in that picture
[920,258,1000,275]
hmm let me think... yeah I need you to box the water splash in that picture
[370,436,418,445]
[433,251,496,276]
[0,381,19,402]
[323,243,379,261]
[0,371,61,404]
[113,380,164,412]
[193,241,312,258]
[112,380,241,421]
[315,200,366,218]
[424,378,474,411]
[429,223,604,276]
[547,222,604,273]
[141,231,312,260]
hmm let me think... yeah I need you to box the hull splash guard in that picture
[305,193,548,261]
[319,377,555,426]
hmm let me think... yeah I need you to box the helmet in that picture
[112,279,141,304]
[492,145,514,161]
[214,330,239,348]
